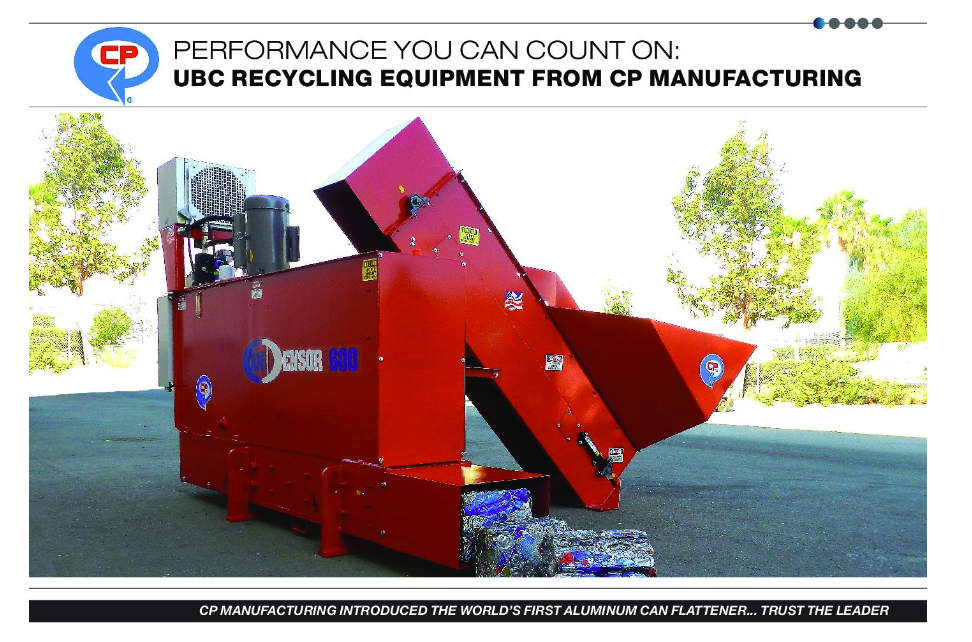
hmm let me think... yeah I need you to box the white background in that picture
[16,1,966,639]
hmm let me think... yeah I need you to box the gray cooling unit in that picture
[157,158,256,231]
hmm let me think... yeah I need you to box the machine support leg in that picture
[226,447,254,522]
[588,480,621,511]
[318,464,376,558]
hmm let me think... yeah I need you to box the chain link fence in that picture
[30,304,151,373]
[740,332,853,397]
[93,344,139,367]
[29,315,86,373]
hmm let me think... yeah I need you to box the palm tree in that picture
[815,191,892,344]
[816,190,870,269]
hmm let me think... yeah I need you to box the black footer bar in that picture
[30,599,927,623]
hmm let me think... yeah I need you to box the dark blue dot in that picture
[814,17,825,29]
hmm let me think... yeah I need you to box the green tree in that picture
[667,125,822,331]
[30,113,157,296]
[89,307,133,349]
[29,182,62,293]
[816,191,895,340]
[602,286,633,316]
[844,208,927,343]
[816,190,892,271]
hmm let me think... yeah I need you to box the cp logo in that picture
[74,27,159,103]
[699,353,725,389]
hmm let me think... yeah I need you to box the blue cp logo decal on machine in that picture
[699,354,725,388]
[74,27,159,103]
[195,375,213,410]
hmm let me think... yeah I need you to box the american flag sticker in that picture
[505,291,524,311]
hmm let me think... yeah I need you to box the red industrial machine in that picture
[157,119,754,568]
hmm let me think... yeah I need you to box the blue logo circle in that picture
[699,354,725,389]
[195,375,213,410]
[242,338,283,384]
[74,27,159,103]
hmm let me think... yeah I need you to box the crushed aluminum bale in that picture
[553,528,656,576]
[460,488,533,563]
[473,517,569,577]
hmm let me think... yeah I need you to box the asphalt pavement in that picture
[29,389,926,577]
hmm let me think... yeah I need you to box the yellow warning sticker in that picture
[459,226,480,246]
[362,258,378,281]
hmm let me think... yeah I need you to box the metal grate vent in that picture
[189,166,248,218]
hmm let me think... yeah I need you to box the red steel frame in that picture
[315,118,755,510]
[162,249,548,568]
